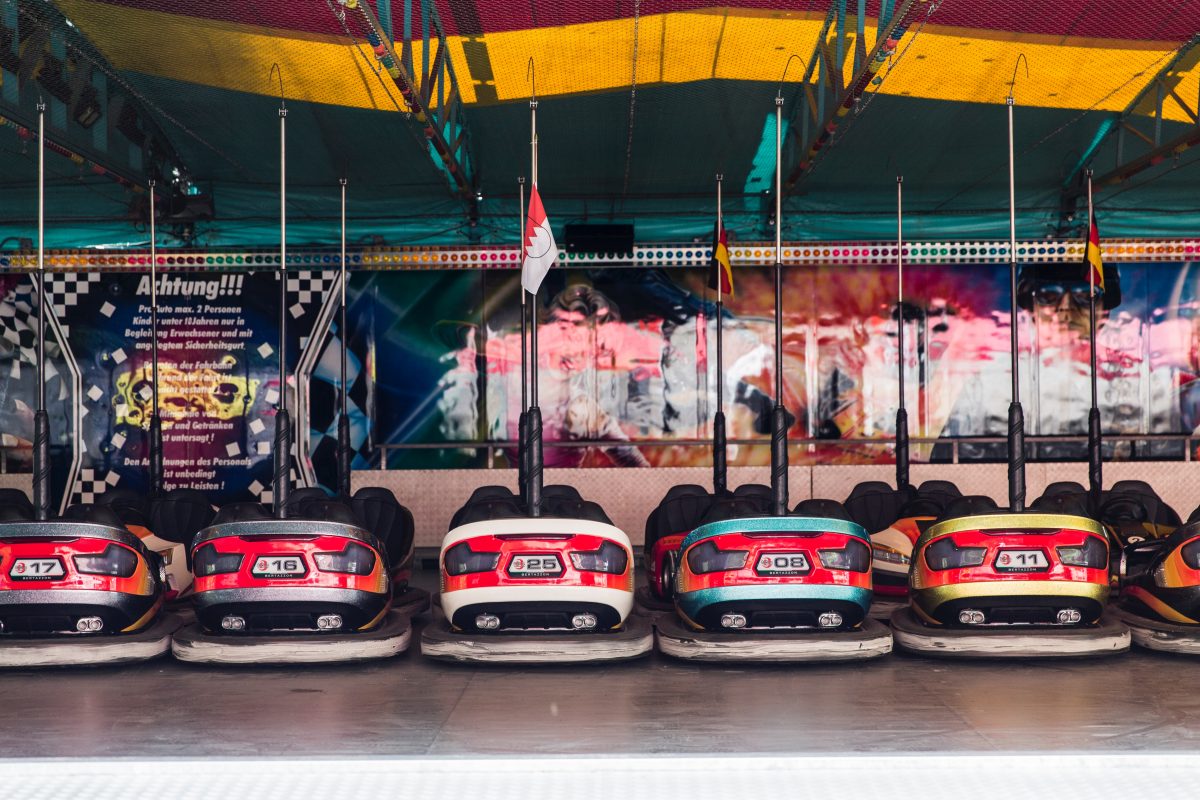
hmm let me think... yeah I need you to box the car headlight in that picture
[193,544,243,576]
[686,540,748,574]
[73,544,138,578]
[314,542,377,575]
[818,540,871,572]
[444,542,500,576]
[924,537,986,571]
[1181,539,1200,570]
[570,541,628,574]
[1057,536,1108,569]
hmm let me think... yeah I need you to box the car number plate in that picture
[755,552,811,575]
[9,558,65,580]
[507,554,563,577]
[995,549,1049,572]
[251,555,306,578]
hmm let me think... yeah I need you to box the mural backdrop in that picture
[2,260,1199,507]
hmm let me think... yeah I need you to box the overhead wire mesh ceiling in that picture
[0,0,1198,246]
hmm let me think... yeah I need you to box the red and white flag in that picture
[521,184,558,295]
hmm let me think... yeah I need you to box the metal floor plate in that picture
[3,569,1200,798]
[4,754,1200,800]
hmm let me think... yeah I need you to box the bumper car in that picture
[0,117,180,668]
[421,484,652,663]
[890,489,1129,657]
[640,484,723,615]
[172,162,414,665]
[0,493,180,667]
[657,489,893,662]
[846,480,962,619]
[1113,505,1200,653]
[892,115,1129,658]
[172,482,413,666]
[655,90,890,662]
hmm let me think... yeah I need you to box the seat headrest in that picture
[941,495,1000,519]
[294,499,364,527]
[916,481,962,505]
[1041,481,1087,498]
[149,489,216,545]
[284,487,331,509]
[99,488,152,527]
[61,503,126,528]
[1110,480,1158,498]
[0,488,34,520]
[701,496,767,524]
[845,481,894,501]
[659,484,710,503]
[0,505,32,522]
[352,486,395,503]
[1189,505,1200,525]
[542,485,584,504]
[212,502,271,525]
[793,498,853,522]
[843,482,909,532]
[1031,491,1091,517]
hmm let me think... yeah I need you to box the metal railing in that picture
[374,433,1200,469]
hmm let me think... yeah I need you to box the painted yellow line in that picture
[51,1,1199,124]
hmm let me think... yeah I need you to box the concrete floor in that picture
[2,570,1200,759]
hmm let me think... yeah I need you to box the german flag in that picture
[708,222,734,297]
[1085,213,1105,294]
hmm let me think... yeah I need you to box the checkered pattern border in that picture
[286,271,338,320]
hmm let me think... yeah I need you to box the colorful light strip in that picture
[1,239,1198,272]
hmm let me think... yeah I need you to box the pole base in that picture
[0,611,182,668]
[420,613,653,664]
[1112,607,1200,655]
[890,606,1130,658]
[654,614,892,663]
[170,611,412,665]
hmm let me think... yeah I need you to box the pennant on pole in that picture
[707,222,734,297]
[1084,213,1105,295]
[521,185,557,295]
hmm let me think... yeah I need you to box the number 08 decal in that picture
[755,552,811,576]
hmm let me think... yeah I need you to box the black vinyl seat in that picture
[99,489,152,529]
[150,489,216,546]
[0,488,33,521]
[941,495,1000,520]
[793,498,854,522]
[898,481,963,518]
[212,502,272,525]
[60,503,126,528]
[701,493,773,524]
[450,486,518,529]
[843,481,915,533]
[645,485,718,552]
[1104,481,1181,528]
[1030,491,1091,517]
[352,487,415,569]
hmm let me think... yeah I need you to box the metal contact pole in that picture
[526,93,543,517]
[1086,169,1102,508]
[713,173,727,494]
[36,102,45,414]
[32,99,49,520]
[517,176,529,504]
[770,93,788,517]
[1006,92,1026,512]
[895,175,910,492]
[148,179,163,495]
[337,177,351,497]
[274,100,291,517]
